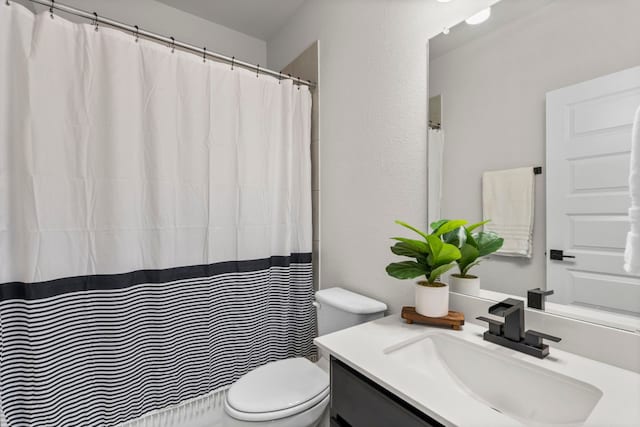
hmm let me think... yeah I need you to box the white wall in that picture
[267,0,499,313]
[429,0,640,297]
[29,0,266,64]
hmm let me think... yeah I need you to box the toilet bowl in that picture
[224,287,387,427]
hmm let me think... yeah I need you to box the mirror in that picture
[428,0,640,331]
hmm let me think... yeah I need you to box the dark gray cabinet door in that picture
[330,357,444,427]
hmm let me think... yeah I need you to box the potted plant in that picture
[385,219,465,317]
[437,220,504,296]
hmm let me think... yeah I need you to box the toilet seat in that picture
[225,357,330,422]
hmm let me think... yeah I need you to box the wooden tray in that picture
[401,306,465,330]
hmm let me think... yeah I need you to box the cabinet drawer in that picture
[330,357,443,427]
[330,416,348,427]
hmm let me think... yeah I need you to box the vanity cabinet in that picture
[330,357,444,427]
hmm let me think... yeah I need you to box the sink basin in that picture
[385,333,603,426]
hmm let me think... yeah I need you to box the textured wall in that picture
[430,0,640,298]
[267,0,498,313]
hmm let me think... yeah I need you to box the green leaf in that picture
[428,263,456,283]
[430,219,449,233]
[464,228,478,248]
[395,220,429,241]
[391,242,424,258]
[426,235,443,257]
[466,219,491,233]
[432,219,468,237]
[442,226,467,247]
[424,235,442,268]
[386,261,427,280]
[436,243,462,265]
[391,237,429,254]
[457,243,480,274]
[427,235,461,265]
[475,232,504,257]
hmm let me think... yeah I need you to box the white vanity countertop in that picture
[315,314,640,427]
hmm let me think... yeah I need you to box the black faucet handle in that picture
[476,316,504,336]
[527,288,554,310]
[524,329,561,349]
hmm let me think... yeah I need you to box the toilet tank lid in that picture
[315,287,387,314]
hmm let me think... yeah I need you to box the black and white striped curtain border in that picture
[0,253,313,301]
[1,262,315,426]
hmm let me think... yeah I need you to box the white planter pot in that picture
[449,274,481,297]
[415,282,449,318]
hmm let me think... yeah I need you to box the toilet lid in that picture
[226,357,329,420]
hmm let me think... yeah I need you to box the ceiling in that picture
[430,0,554,60]
[157,0,307,40]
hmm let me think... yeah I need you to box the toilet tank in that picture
[314,287,387,336]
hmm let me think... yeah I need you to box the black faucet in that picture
[487,298,524,341]
[477,298,561,359]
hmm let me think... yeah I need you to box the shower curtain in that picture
[0,4,314,427]
[428,128,444,227]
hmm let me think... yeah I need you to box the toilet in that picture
[224,287,387,427]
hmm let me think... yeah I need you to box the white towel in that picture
[483,167,535,257]
[624,105,640,274]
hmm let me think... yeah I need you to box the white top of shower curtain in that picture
[0,3,313,284]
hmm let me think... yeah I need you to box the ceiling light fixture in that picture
[465,7,491,25]
[437,0,453,3]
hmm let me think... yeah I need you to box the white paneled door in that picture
[546,66,640,315]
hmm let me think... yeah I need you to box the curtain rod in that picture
[22,0,315,89]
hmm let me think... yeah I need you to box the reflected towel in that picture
[624,105,640,274]
[483,167,535,257]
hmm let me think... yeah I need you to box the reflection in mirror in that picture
[428,95,444,227]
[428,0,640,331]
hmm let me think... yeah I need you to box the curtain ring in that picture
[133,25,139,42]
[231,56,235,71]
[92,12,99,31]
[169,36,175,53]
[256,64,260,78]
[49,0,54,19]
[297,76,301,90]
[278,72,282,84]
[202,47,207,63]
